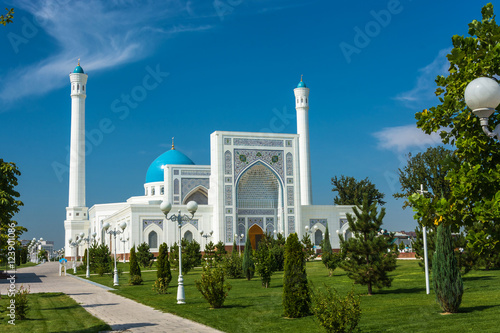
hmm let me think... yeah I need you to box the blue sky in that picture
[1,0,489,249]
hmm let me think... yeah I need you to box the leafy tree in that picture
[0,8,13,26]
[38,248,48,261]
[129,246,142,285]
[270,236,285,271]
[0,159,26,265]
[341,194,398,295]
[136,242,154,268]
[254,233,275,287]
[301,233,314,261]
[241,231,255,280]
[283,233,311,318]
[433,224,463,313]
[331,175,385,206]
[415,3,500,238]
[90,243,112,276]
[223,253,243,279]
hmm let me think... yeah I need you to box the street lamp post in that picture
[234,234,244,256]
[68,237,81,274]
[416,184,430,295]
[80,229,97,278]
[160,200,198,305]
[199,230,213,249]
[103,221,127,286]
[465,77,500,141]
[120,235,129,263]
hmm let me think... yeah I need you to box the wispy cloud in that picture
[0,0,213,105]
[394,48,451,107]
[373,124,442,152]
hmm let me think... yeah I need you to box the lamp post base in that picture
[113,268,119,286]
[177,275,185,304]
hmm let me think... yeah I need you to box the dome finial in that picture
[301,74,303,82]
[172,137,175,150]
[78,58,80,66]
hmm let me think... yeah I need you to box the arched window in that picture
[83,85,85,91]
[151,187,155,196]
[160,186,164,195]
[183,230,193,242]
[314,229,322,245]
[301,98,303,103]
[77,83,79,90]
[148,231,158,248]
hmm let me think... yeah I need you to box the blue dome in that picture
[145,149,195,183]
[73,65,84,73]
[297,80,306,88]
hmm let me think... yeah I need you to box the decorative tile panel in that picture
[173,196,179,203]
[238,223,246,242]
[174,179,179,194]
[225,185,232,206]
[340,218,348,228]
[265,217,274,234]
[285,140,292,147]
[181,178,210,200]
[143,219,164,230]
[181,170,211,176]
[173,170,179,175]
[287,186,294,206]
[225,150,232,175]
[286,153,293,176]
[181,219,198,229]
[237,209,275,216]
[234,149,284,180]
[226,216,233,243]
[310,219,328,228]
[225,177,232,183]
[224,138,232,145]
[248,217,264,229]
[238,217,245,224]
[226,208,233,214]
[288,208,294,214]
[287,178,293,184]
[288,216,295,235]
[233,138,284,147]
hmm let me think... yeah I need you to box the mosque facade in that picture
[63,63,353,258]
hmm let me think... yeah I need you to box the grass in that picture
[0,293,111,332]
[85,260,500,332]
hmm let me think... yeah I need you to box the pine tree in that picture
[341,193,398,295]
[433,223,463,313]
[283,233,311,318]
[321,225,340,276]
[129,246,142,285]
[242,231,255,280]
[254,234,275,287]
[136,242,154,268]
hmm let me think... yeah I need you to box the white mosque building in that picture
[63,63,353,258]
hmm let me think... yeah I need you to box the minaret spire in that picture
[65,61,89,258]
[294,76,312,205]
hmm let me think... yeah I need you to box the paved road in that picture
[0,262,223,333]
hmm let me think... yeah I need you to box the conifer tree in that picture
[433,224,463,313]
[242,231,255,280]
[341,194,398,295]
[129,246,142,285]
[283,233,311,318]
[156,243,171,285]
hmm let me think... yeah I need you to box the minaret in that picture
[64,60,89,257]
[294,76,312,205]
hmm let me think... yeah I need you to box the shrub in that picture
[136,242,154,268]
[14,285,30,320]
[152,277,169,294]
[283,233,311,318]
[204,241,216,266]
[129,246,142,285]
[90,243,112,276]
[302,233,315,261]
[195,264,232,308]
[254,234,275,287]
[185,239,203,269]
[223,253,243,279]
[214,241,227,263]
[312,285,361,333]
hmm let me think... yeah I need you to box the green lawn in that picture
[85,260,500,332]
[0,293,111,332]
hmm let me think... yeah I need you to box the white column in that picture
[294,79,312,205]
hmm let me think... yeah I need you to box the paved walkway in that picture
[0,262,223,333]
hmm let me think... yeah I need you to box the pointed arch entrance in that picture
[249,224,264,250]
[236,162,284,240]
